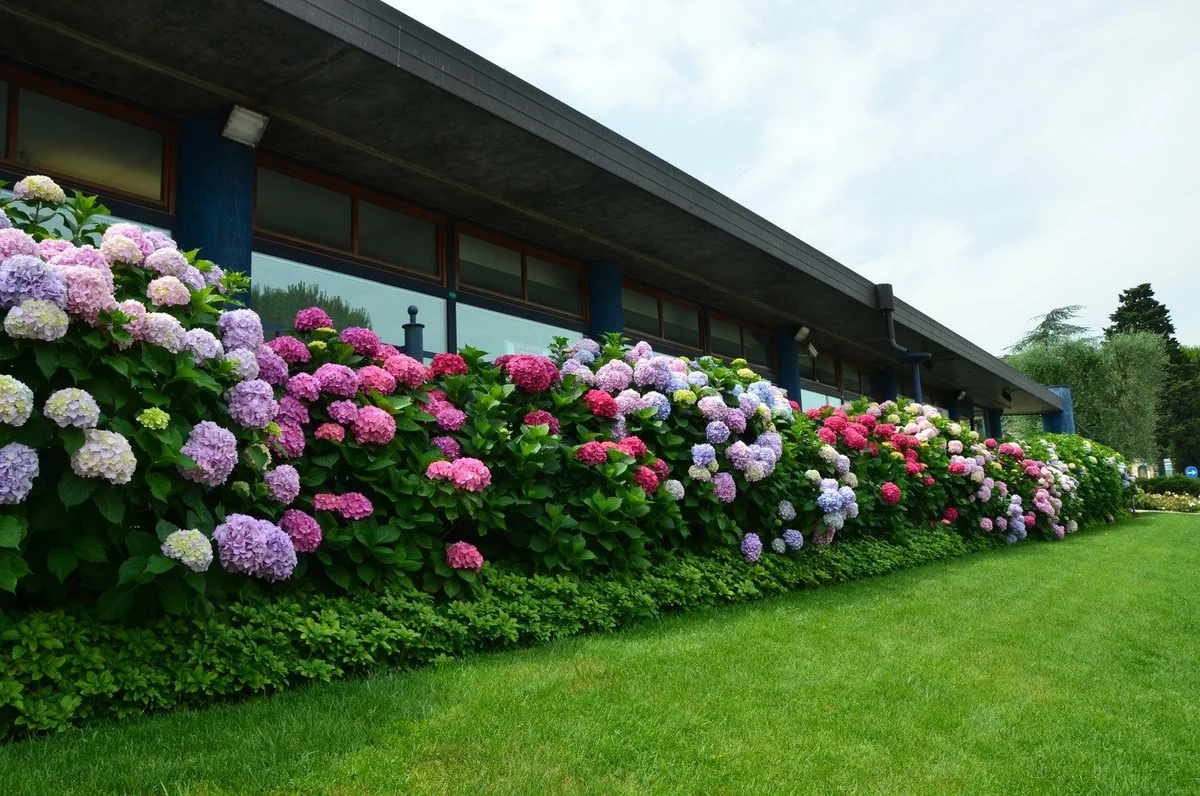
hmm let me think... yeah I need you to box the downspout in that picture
[875,284,932,403]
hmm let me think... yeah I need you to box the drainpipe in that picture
[875,284,932,403]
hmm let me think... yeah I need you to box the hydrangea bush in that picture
[0,175,1136,617]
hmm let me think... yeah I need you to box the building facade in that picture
[0,0,1071,434]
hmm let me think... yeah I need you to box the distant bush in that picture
[1137,475,1200,497]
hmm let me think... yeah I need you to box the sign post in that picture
[1186,466,1198,479]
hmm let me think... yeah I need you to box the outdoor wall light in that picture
[794,326,811,343]
[222,105,270,147]
[958,390,968,400]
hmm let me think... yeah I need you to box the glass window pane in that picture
[797,353,815,380]
[357,200,438,275]
[250,251,446,354]
[709,318,742,360]
[256,168,351,251]
[526,256,581,315]
[860,369,876,399]
[459,234,522,298]
[662,301,701,348]
[457,302,577,358]
[745,330,773,369]
[801,389,828,411]
[16,89,164,200]
[815,355,838,387]
[622,288,659,338]
[843,366,862,395]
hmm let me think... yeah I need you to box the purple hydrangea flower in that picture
[0,442,39,504]
[225,348,259,381]
[280,509,322,553]
[212,513,297,581]
[724,411,747,435]
[185,328,224,365]
[277,394,309,426]
[327,400,358,424]
[783,529,804,550]
[226,379,279,429]
[286,373,321,402]
[641,391,670,421]
[692,443,717,467]
[314,363,359,397]
[178,421,238,487]
[713,472,736,503]
[217,308,264,351]
[697,395,727,421]
[741,532,762,563]
[432,436,461,459]
[0,254,68,310]
[265,465,301,505]
[594,360,633,392]
[255,344,289,386]
[706,421,730,444]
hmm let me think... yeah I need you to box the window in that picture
[708,315,775,370]
[249,251,447,355]
[620,283,702,350]
[800,387,842,412]
[457,230,584,318]
[254,158,442,280]
[815,355,838,388]
[457,302,580,358]
[842,362,878,399]
[1,67,173,206]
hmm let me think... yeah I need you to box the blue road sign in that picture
[1186,466,1198,479]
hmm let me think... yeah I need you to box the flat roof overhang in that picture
[0,0,1061,414]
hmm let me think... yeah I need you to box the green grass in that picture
[4,513,1199,795]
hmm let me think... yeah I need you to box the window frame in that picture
[0,64,177,211]
[455,223,588,322]
[707,311,777,372]
[253,153,446,285]
[620,279,705,353]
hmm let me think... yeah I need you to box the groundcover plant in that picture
[0,175,1136,737]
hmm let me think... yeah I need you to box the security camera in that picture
[794,326,810,343]
[807,343,818,358]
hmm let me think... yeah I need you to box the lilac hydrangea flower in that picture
[277,395,309,426]
[778,500,796,521]
[4,299,69,341]
[783,529,804,550]
[314,363,359,397]
[741,532,762,563]
[212,514,297,581]
[226,379,279,429]
[706,421,730,444]
[265,465,301,505]
[178,421,237,487]
[143,312,187,353]
[713,472,736,503]
[286,373,321,402]
[663,479,685,500]
[0,442,39,504]
[255,344,289,386]
[327,400,358,424]
[0,254,68,310]
[144,247,189,277]
[641,391,670,421]
[43,388,100,429]
[217,308,264,351]
[185,329,224,365]
[594,360,633,392]
[692,443,717,467]
[224,348,259,381]
[0,230,40,261]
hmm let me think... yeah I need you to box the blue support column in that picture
[984,408,1004,440]
[880,366,898,401]
[774,330,801,401]
[1041,386,1076,434]
[586,261,623,340]
[946,392,960,420]
[175,115,255,278]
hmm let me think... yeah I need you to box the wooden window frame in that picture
[0,64,177,211]
[707,311,777,372]
[620,279,705,353]
[455,224,588,322]
[253,153,446,285]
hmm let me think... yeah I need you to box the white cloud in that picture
[388,0,1200,353]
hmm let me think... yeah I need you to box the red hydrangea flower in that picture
[617,436,648,459]
[824,415,848,433]
[923,476,936,486]
[575,441,608,465]
[633,465,659,495]
[857,414,878,430]
[650,458,669,479]
[584,389,619,418]
[843,430,867,451]
[906,460,925,475]
[431,352,469,377]
[805,408,824,420]
[817,427,838,444]
[942,507,959,523]
[523,410,561,434]
[497,354,560,393]
[880,481,902,505]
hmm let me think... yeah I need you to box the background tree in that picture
[251,282,373,338]
[1004,306,1167,463]
[1104,284,1200,472]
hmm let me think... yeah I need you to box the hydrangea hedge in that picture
[0,176,1137,736]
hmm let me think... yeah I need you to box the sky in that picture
[386,0,1200,354]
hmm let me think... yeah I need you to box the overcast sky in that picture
[387,0,1200,354]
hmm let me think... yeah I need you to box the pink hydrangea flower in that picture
[314,422,345,442]
[313,493,340,511]
[286,373,321,401]
[382,355,431,389]
[353,406,396,445]
[575,441,608,465]
[339,327,381,356]
[450,458,491,492]
[339,492,373,520]
[426,460,454,480]
[522,410,560,434]
[267,335,312,364]
[280,509,322,553]
[431,401,466,431]
[62,266,117,324]
[432,436,461,459]
[294,306,333,331]
[446,541,484,572]
[357,365,397,395]
[431,353,469,377]
[146,276,191,307]
[314,363,359,397]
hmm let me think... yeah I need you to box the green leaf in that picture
[146,471,172,502]
[0,549,31,593]
[158,579,188,614]
[356,563,376,584]
[59,427,85,456]
[146,554,174,574]
[0,516,27,549]
[93,486,125,525]
[444,579,461,598]
[97,586,135,620]
[126,531,158,557]
[34,345,60,378]
[118,556,148,584]
[72,535,108,563]
[58,471,96,508]
[326,565,351,590]
[183,571,207,594]
[47,547,78,582]
[155,520,177,542]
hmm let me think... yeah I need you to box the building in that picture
[0,0,1073,435]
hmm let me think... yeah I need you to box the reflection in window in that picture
[662,302,701,349]
[815,355,838,387]
[457,303,578,358]
[458,235,522,298]
[256,168,351,251]
[249,252,446,353]
[15,90,165,200]
[709,318,742,360]
[0,81,7,154]
[621,288,659,338]
[357,200,438,275]
[527,256,581,314]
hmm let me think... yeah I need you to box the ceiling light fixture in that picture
[222,105,269,147]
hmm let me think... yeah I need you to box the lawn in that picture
[3,512,1198,795]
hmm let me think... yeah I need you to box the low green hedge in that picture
[1137,475,1200,497]
[0,525,1004,741]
